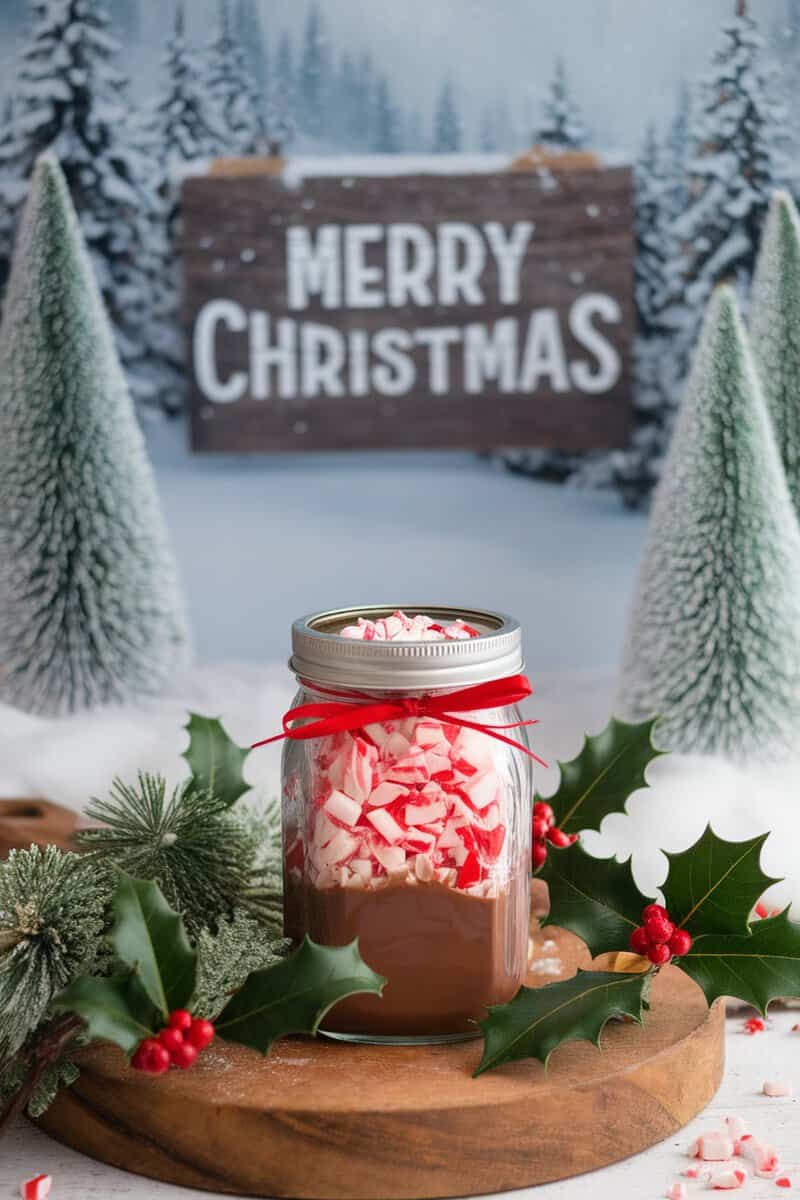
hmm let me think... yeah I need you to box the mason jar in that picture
[280,605,534,1043]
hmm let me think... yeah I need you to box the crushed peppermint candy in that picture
[690,1132,735,1161]
[744,1017,766,1034]
[285,676,520,893]
[339,610,481,642]
[21,1177,52,1200]
[710,1167,747,1190]
[777,1178,792,1189]
[763,1080,794,1097]
[666,1185,687,1200]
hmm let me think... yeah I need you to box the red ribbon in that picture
[251,672,546,766]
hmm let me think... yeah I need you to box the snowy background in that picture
[2,0,799,155]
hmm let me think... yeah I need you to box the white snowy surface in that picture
[5,1009,800,1200]
[172,147,632,188]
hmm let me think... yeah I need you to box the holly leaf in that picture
[215,937,386,1054]
[53,972,159,1055]
[475,968,650,1076]
[541,717,665,835]
[183,713,250,809]
[661,826,780,937]
[677,910,800,1013]
[111,875,197,1019]
[541,842,650,957]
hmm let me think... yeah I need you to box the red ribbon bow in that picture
[251,672,546,765]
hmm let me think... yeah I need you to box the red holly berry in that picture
[130,1045,149,1071]
[132,1038,170,1074]
[533,801,555,830]
[159,1027,186,1055]
[668,929,693,957]
[642,903,669,922]
[532,839,548,870]
[149,1043,171,1074]
[546,827,572,848]
[647,943,671,966]
[644,913,675,945]
[532,816,550,840]
[168,1009,193,1032]
[187,1019,215,1051]
[170,1040,199,1070]
[629,926,650,955]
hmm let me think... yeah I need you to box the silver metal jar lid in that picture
[290,605,523,692]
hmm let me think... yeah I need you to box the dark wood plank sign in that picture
[181,161,634,452]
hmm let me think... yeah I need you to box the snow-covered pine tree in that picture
[353,52,376,151]
[235,0,268,107]
[750,190,800,515]
[299,2,329,142]
[613,1,789,508]
[333,52,359,148]
[432,80,461,153]
[479,104,498,153]
[668,2,788,396]
[537,58,588,150]
[0,0,175,412]
[155,1,223,165]
[0,96,19,298]
[403,109,425,153]
[617,285,800,761]
[269,30,296,151]
[775,0,800,189]
[372,75,400,153]
[0,155,190,715]
[206,0,265,155]
[611,120,683,506]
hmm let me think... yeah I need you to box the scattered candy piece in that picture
[694,1132,735,1161]
[792,1024,799,1033]
[726,1116,748,1140]
[739,1138,781,1176]
[763,1080,794,1097]
[22,1177,52,1200]
[710,1168,746,1190]
[666,1185,687,1200]
[776,1179,792,1190]
[684,1167,700,1179]
[744,1017,766,1034]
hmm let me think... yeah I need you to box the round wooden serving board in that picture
[4,799,725,1199]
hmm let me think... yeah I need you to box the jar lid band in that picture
[289,605,523,691]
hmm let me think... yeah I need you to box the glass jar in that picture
[281,605,534,1044]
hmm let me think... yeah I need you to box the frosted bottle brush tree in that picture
[617,285,800,761]
[0,155,189,715]
[750,190,800,518]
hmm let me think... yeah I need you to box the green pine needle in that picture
[79,773,260,936]
[194,910,291,1020]
[0,846,109,1064]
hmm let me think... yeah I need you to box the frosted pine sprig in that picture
[79,773,260,936]
[0,846,108,1065]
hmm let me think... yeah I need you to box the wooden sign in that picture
[181,162,635,453]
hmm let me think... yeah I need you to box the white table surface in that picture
[2,1009,798,1200]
